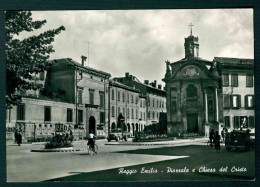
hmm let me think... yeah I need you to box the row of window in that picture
[111,89,165,109]
[224,116,255,128]
[147,111,160,120]
[222,74,253,87]
[110,106,160,120]
[111,89,140,104]
[223,95,254,109]
[17,105,105,124]
[82,89,104,107]
[148,98,165,109]
[111,106,146,120]
[78,88,166,110]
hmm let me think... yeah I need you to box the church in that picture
[163,25,254,136]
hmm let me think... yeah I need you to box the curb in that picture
[31,148,85,152]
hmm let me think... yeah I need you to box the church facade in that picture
[163,30,254,137]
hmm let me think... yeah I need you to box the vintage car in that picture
[107,128,130,142]
[225,130,251,151]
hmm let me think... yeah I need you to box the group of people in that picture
[14,129,22,146]
[209,129,222,150]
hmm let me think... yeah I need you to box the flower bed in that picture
[179,132,204,139]
[27,137,52,143]
[133,134,173,142]
[132,133,204,142]
[45,134,73,149]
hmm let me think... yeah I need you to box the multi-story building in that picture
[6,57,111,140]
[163,30,254,136]
[214,57,255,131]
[114,73,167,128]
[109,80,142,136]
[44,57,111,137]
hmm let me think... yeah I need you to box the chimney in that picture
[158,84,162,89]
[125,72,129,78]
[129,75,133,80]
[154,80,157,88]
[81,55,87,66]
[144,80,149,85]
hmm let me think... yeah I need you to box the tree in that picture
[5,11,65,108]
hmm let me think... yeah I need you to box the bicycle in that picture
[206,139,214,149]
[88,143,98,155]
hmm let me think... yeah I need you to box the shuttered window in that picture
[222,74,229,86]
[78,110,83,123]
[231,74,238,87]
[112,106,115,117]
[233,116,239,128]
[44,106,51,122]
[249,116,255,128]
[78,89,83,104]
[223,94,230,108]
[224,116,230,127]
[67,109,73,122]
[231,95,241,109]
[246,75,253,87]
[17,104,25,120]
[245,95,254,109]
[100,112,105,124]
[89,90,94,105]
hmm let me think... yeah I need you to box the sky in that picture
[18,9,254,86]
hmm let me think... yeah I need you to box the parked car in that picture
[107,128,130,142]
[225,130,251,151]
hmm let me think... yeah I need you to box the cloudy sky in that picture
[18,9,253,86]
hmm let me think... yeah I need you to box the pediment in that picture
[171,63,211,80]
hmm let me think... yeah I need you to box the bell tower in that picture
[184,23,199,58]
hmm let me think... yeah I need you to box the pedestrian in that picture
[209,129,215,148]
[14,129,18,144]
[214,131,221,151]
[17,131,22,146]
[221,128,226,142]
[69,129,73,142]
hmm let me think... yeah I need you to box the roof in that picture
[110,80,141,93]
[114,76,166,94]
[214,57,254,65]
[50,58,111,77]
[170,57,212,66]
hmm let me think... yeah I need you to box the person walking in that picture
[209,129,215,148]
[14,129,18,144]
[17,131,22,146]
[214,131,221,151]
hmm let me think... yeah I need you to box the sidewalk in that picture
[105,137,208,146]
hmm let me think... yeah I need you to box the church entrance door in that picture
[187,113,198,132]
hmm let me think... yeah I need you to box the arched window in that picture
[187,85,197,98]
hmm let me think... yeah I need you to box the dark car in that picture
[225,130,251,151]
[107,128,130,142]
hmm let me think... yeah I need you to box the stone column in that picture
[215,88,219,122]
[204,89,208,123]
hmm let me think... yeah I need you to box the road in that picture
[6,139,255,182]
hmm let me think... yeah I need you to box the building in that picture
[44,57,111,137]
[214,57,255,131]
[109,80,142,136]
[6,56,166,140]
[114,73,167,128]
[6,57,111,140]
[163,30,254,136]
